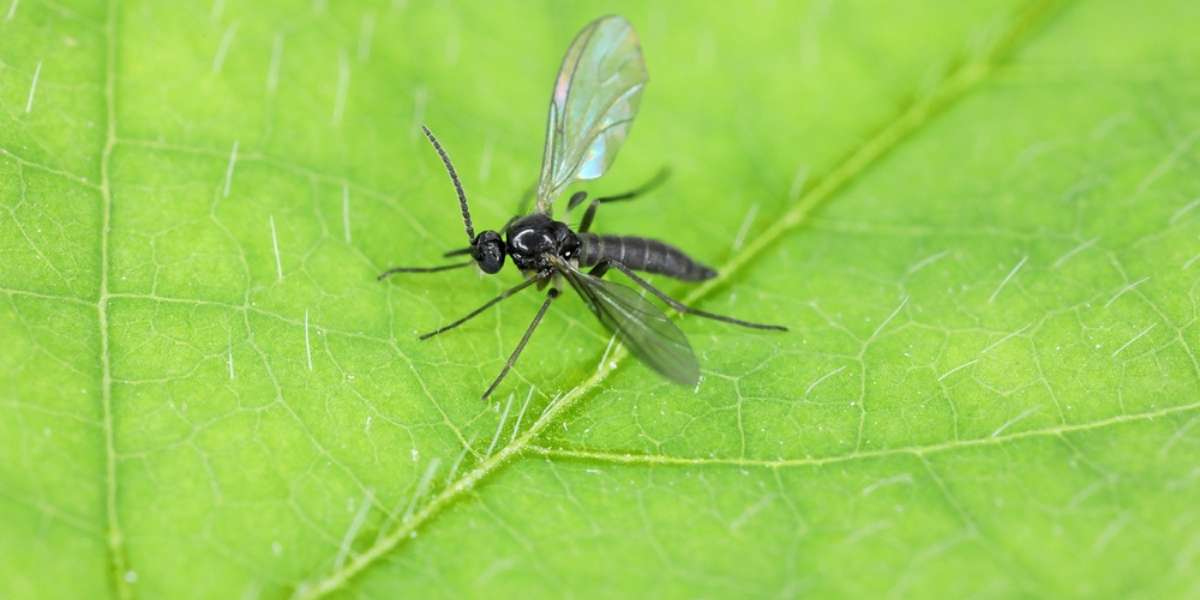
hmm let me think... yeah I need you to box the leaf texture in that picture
[1,1,1199,599]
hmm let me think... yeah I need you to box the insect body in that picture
[380,15,786,399]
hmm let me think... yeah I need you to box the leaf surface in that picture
[1,1,1198,598]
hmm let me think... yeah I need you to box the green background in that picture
[2,0,1199,598]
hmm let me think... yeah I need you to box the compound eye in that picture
[473,231,505,274]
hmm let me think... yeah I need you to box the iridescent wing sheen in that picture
[535,15,648,214]
[559,264,699,386]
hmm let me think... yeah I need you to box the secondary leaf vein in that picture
[291,1,1067,596]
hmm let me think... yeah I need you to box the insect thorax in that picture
[505,214,580,272]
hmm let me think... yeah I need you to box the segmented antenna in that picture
[420,126,475,243]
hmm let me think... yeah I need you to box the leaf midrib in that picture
[290,1,1067,597]
[12,0,1092,595]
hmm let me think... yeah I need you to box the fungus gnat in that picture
[380,15,786,399]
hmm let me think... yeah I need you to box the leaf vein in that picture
[524,398,1200,470]
[291,1,1068,596]
[98,1,130,597]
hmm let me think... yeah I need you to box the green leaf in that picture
[2,0,1198,598]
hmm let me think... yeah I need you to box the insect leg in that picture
[598,260,787,331]
[418,277,540,340]
[573,167,670,233]
[481,287,560,400]
[377,261,473,280]
[586,261,610,278]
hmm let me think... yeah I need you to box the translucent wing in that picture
[535,15,648,214]
[559,264,699,386]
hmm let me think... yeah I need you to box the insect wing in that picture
[562,266,699,386]
[535,15,648,213]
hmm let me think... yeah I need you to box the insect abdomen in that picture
[578,233,717,281]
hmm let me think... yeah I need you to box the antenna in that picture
[421,126,475,243]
